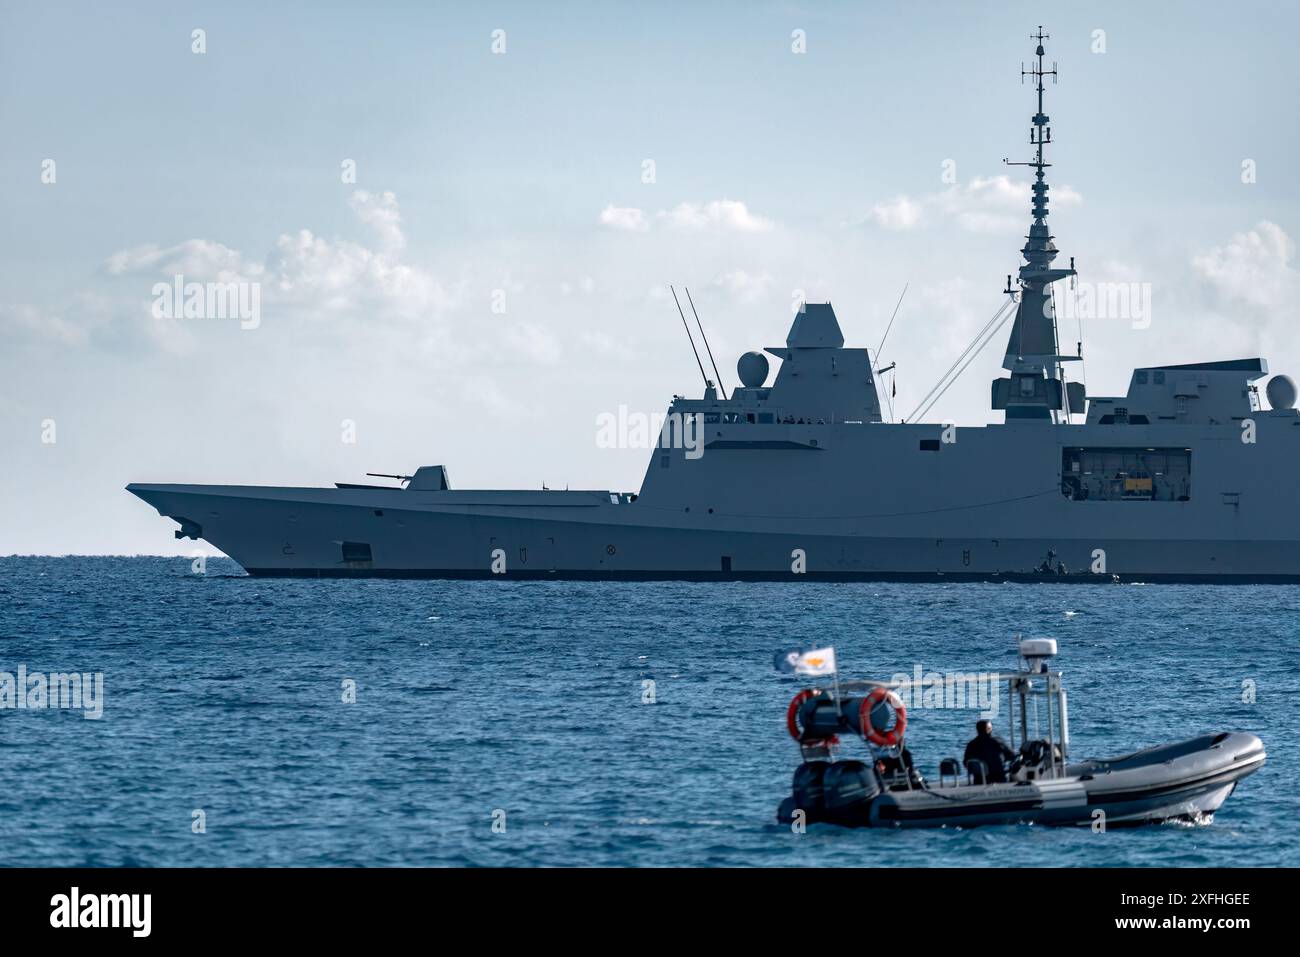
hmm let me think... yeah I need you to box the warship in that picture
[129,31,1300,582]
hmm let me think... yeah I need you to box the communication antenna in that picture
[866,283,908,423]
[670,285,710,391]
[873,282,908,367]
[684,286,728,399]
[1004,27,1058,198]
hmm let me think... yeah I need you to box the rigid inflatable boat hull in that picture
[778,732,1264,829]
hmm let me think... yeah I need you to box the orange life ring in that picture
[860,688,907,747]
[786,689,838,745]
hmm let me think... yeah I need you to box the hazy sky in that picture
[3,0,1298,554]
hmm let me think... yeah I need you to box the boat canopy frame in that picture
[832,666,1070,782]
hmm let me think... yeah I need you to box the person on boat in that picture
[875,747,923,787]
[964,719,1015,784]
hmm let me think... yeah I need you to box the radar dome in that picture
[1267,374,1297,410]
[737,351,769,388]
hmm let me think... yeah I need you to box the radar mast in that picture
[992,27,1082,423]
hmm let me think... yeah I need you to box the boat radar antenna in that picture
[991,27,1081,424]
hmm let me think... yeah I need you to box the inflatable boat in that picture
[776,640,1265,828]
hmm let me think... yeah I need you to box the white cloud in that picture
[660,199,774,232]
[105,239,255,280]
[1191,220,1296,309]
[941,176,1082,234]
[266,227,449,319]
[861,175,1083,234]
[599,199,774,233]
[98,192,454,325]
[348,189,405,250]
[1,289,203,354]
[261,190,448,320]
[5,191,464,358]
[0,304,88,347]
[599,204,648,231]
[559,276,597,296]
[101,192,433,319]
[869,196,923,231]
[868,195,920,231]
[711,268,773,303]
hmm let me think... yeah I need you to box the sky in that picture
[2,0,1298,555]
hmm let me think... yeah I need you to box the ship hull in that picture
[128,462,1300,584]
[128,412,1300,583]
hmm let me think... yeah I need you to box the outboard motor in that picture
[821,760,882,825]
[783,756,888,827]
[790,761,829,821]
[781,685,903,826]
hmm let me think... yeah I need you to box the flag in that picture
[794,646,837,676]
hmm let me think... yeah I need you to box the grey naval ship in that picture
[129,32,1300,582]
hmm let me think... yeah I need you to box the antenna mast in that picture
[684,286,728,400]
[670,285,710,392]
[990,26,1080,424]
[1020,26,1056,187]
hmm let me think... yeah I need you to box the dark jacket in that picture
[964,732,1015,783]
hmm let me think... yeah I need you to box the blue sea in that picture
[0,556,1294,867]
